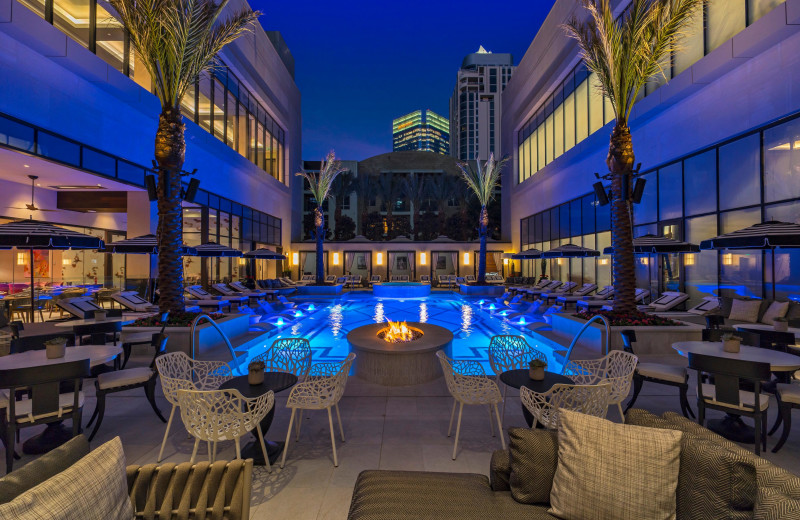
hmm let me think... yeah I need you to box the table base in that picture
[707,415,755,444]
[241,439,285,466]
[22,423,75,455]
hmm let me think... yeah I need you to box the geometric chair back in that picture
[520,382,612,429]
[252,337,312,379]
[488,335,547,375]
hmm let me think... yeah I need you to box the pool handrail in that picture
[560,314,611,369]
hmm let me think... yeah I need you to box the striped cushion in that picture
[508,428,558,504]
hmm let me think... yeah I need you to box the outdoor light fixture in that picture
[377,252,383,265]
[333,252,340,265]
[723,253,733,266]
[503,258,508,265]
[62,258,70,266]
[557,258,564,265]
[640,257,649,266]
[292,252,299,265]
[238,258,246,265]
[420,252,427,265]
[16,253,25,265]
[599,258,609,265]
[463,253,469,265]
[684,254,695,266]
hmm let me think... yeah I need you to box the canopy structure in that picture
[102,234,197,255]
[503,249,543,259]
[244,248,286,260]
[603,234,700,255]
[0,219,104,322]
[190,242,243,258]
[699,221,800,250]
[542,244,600,258]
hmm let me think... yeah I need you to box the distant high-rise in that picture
[392,110,450,155]
[449,46,515,161]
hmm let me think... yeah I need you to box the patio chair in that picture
[520,382,612,429]
[638,291,690,312]
[436,350,505,460]
[177,388,275,469]
[280,353,356,468]
[562,350,638,421]
[86,333,168,441]
[154,352,234,462]
[400,275,410,282]
[578,288,647,311]
[1,359,90,473]
[456,276,466,284]
[553,283,598,307]
[487,335,548,425]
[768,382,800,453]
[336,276,347,285]
[689,352,771,455]
[251,337,313,380]
[620,330,694,418]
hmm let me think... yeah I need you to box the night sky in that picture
[250,0,556,161]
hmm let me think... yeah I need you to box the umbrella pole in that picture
[29,249,35,323]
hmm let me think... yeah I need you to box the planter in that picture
[248,368,265,385]
[723,339,741,353]
[529,366,545,380]
[45,341,67,359]
[94,310,107,321]
[774,320,789,332]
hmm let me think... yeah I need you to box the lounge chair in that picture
[505,299,546,321]
[525,280,562,297]
[369,275,382,286]
[465,275,476,283]
[110,291,159,313]
[540,281,578,301]
[638,291,690,313]
[419,275,431,284]
[654,296,720,320]
[187,285,248,305]
[185,298,232,312]
[511,278,548,296]
[560,285,612,307]
[579,288,650,311]
[336,276,347,285]
[212,283,265,302]
[550,283,598,306]
[456,276,466,284]
[349,275,362,288]
[325,275,336,283]
[400,275,410,282]
[229,281,275,300]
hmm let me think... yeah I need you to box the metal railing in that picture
[189,313,242,375]
[560,314,611,371]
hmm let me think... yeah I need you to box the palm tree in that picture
[563,0,704,312]
[400,173,426,240]
[296,151,346,284]
[425,174,459,232]
[356,173,378,236]
[110,0,259,312]
[330,171,356,230]
[377,173,403,238]
[457,154,508,284]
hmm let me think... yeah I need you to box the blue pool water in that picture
[266,292,558,371]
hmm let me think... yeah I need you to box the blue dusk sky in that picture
[251,0,556,161]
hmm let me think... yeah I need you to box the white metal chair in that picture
[176,388,275,470]
[436,350,505,460]
[251,337,313,380]
[154,352,234,462]
[520,382,612,429]
[280,353,356,468]
[562,350,638,420]
[487,335,548,425]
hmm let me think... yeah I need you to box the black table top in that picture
[219,371,298,398]
[499,369,572,392]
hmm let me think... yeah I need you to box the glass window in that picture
[708,0,746,53]
[542,211,551,242]
[748,0,785,23]
[765,202,800,300]
[633,172,658,224]
[764,118,800,202]
[237,103,248,157]
[550,208,559,240]
[96,2,125,72]
[581,195,595,234]
[685,215,718,304]
[582,234,596,284]
[0,116,35,152]
[596,196,610,233]
[673,5,704,76]
[596,232,611,289]
[37,132,80,166]
[213,78,226,140]
[131,51,152,92]
[117,161,144,184]
[54,0,90,48]
[82,148,115,176]
[197,73,213,131]
[564,91,575,152]
[256,121,265,170]
[658,163,683,221]
[575,79,588,143]
[537,126,545,170]
[570,199,582,237]
[720,208,763,298]
[560,204,570,239]
[545,113,554,164]
[226,91,237,149]
[684,151,717,216]
[517,142,524,184]
[181,81,196,122]
[265,131,275,177]
[527,133,535,178]
[719,134,760,210]
[588,73,603,134]
[554,104,564,158]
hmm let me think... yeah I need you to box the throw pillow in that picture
[508,427,558,504]
[0,434,89,504]
[0,437,133,519]
[761,301,790,324]
[549,409,682,520]
[728,299,762,323]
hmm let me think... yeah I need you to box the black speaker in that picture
[593,181,610,206]
[184,178,200,203]
[631,178,647,204]
[144,174,158,201]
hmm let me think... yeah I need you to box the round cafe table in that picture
[673,340,800,443]
[219,372,298,466]
[500,369,573,428]
[0,344,123,454]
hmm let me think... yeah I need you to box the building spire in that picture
[477,45,491,54]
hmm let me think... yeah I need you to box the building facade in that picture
[502,0,800,305]
[0,0,301,289]
[392,110,450,155]
[450,46,515,161]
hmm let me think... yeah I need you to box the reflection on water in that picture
[373,301,385,323]
[460,304,473,336]
[419,302,428,323]
[329,304,343,338]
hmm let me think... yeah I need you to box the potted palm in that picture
[529,358,548,381]
[774,317,789,332]
[248,359,265,385]
[722,333,742,354]
[44,337,68,359]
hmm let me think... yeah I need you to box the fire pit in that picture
[347,321,453,386]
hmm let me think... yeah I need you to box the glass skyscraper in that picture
[392,110,450,155]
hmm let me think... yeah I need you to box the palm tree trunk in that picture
[478,206,488,284]
[607,123,636,313]
[315,206,324,285]
[155,107,186,313]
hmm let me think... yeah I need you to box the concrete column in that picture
[126,191,157,282]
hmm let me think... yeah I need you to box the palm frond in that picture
[109,0,260,110]
[295,151,346,206]
[562,0,705,124]
[456,153,509,207]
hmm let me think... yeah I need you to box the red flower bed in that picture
[572,310,683,327]
[129,311,225,328]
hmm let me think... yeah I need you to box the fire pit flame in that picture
[378,319,423,343]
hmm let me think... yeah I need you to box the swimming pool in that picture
[264,292,558,372]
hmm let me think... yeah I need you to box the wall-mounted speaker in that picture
[631,178,647,204]
[593,181,610,206]
[144,175,158,201]
[184,178,200,203]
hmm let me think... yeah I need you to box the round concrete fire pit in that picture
[347,322,453,386]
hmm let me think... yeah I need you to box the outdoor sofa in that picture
[348,409,800,520]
